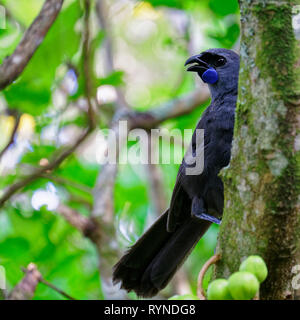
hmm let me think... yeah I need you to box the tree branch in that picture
[95,0,129,109]
[95,0,114,74]
[130,89,210,129]
[197,254,220,300]
[8,263,76,300]
[8,263,41,300]
[83,0,95,128]
[40,174,92,194]
[56,204,96,237]
[0,0,64,90]
[0,0,99,209]
[144,133,168,215]
[0,87,208,209]
[38,277,76,300]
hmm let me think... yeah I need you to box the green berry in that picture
[169,294,198,300]
[239,255,268,283]
[207,279,233,300]
[228,271,259,300]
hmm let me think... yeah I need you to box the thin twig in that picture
[39,278,76,300]
[8,263,41,300]
[83,0,95,128]
[68,194,93,210]
[197,254,220,300]
[18,264,76,300]
[0,88,208,209]
[130,89,210,130]
[39,174,92,194]
[95,0,114,73]
[145,133,168,215]
[0,0,64,90]
[56,203,96,235]
[95,0,129,110]
[0,112,21,161]
[0,2,97,207]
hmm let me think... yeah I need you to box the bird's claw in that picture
[194,213,221,225]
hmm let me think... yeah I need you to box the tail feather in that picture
[113,210,211,297]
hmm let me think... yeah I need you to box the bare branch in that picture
[91,113,127,298]
[0,0,64,90]
[197,254,220,300]
[95,0,114,74]
[0,112,21,161]
[92,163,117,222]
[56,201,122,299]
[130,89,210,129]
[95,0,129,110]
[92,110,128,221]
[56,203,96,236]
[40,174,92,194]
[0,0,99,208]
[8,263,41,300]
[144,134,168,215]
[83,0,95,128]
[8,263,76,300]
[0,88,208,209]
[39,277,76,300]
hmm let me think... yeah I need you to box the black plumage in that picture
[113,48,240,297]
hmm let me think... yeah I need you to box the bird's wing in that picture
[167,164,191,232]
[167,115,207,232]
[166,105,234,232]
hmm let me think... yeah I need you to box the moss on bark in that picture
[215,0,300,299]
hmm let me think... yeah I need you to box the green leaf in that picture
[143,0,183,9]
[208,0,239,16]
[0,20,22,62]
[97,70,125,87]
[3,2,82,115]
[0,237,30,259]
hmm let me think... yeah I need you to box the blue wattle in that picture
[202,68,218,84]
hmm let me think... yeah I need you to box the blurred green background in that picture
[0,0,240,299]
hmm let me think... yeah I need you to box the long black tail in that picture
[113,210,211,297]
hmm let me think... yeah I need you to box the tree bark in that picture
[215,0,300,300]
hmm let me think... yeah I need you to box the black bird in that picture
[113,48,240,298]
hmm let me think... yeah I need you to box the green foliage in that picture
[3,1,82,115]
[0,20,22,62]
[208,0,239,16]
[98,71,125,87]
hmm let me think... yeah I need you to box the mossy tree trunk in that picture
[215,0,300,299]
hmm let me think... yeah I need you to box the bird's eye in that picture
[214,57,226,67]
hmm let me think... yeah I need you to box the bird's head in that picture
[185,48,240,97]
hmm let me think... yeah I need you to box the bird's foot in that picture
[191,197,221,225]
[193,213,221,225]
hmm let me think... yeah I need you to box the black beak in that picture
[184,54,209,74]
